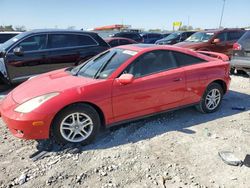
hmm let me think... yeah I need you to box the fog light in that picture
[32,121,44,126]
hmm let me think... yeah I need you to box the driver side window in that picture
[124,50,177,78]
[14,35,47,52]
[216,32,227,42]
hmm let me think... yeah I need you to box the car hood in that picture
[11,69,99,104]
[174,41,206,49]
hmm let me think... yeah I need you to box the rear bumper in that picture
[230,59,250,69]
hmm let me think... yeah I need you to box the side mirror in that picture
[212,38,220,44]
[13,46,24,56]
[0,50,6,58]
[117,74,134,85]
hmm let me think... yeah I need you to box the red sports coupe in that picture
[0,44,231,145]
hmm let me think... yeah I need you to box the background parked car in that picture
[140,33,163,44]
[175,28,246,57]
[155,31,195,45]
[0,31,21,44]
[0,29,109,88]
[230,31,250,75]
[161,32,172,38]
[111,32,144,43]
[104,37,137,47]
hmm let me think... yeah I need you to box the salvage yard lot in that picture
[0,75,250,188]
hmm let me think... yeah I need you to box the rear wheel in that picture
[196,83,223,113]
[52,104,100,145]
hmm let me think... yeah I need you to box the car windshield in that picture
[70,48,136,79]
[162,32,181,40]
[0,32,28,51]
[185,32,214,42]
[238,31,250,50]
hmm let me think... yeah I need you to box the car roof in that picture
[115,32,140,35]
[116,44,214,61]
[0,31,22,34]
[199,28,244,33]
[116,44,193,53]
[140,32,162,35]
[105,37,136,42]
[22,29,97,35]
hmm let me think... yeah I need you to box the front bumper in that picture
[0,94,53,140]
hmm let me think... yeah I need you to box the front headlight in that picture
[14,92,59,113]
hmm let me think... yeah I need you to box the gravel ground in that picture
[0,75,250,188]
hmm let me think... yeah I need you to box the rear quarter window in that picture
[48,34,97,49]
[77,34,98,46]
[173,51,206,67]
[216,32,227,42]
[228,31,245,41]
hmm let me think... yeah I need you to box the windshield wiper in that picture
[94,52,117,79]
[73,51,110,76]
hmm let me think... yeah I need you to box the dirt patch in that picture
[0,75,250,188]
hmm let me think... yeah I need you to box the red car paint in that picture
[0,45,231,140]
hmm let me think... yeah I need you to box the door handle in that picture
[173,78,183,82]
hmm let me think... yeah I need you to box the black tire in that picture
[230,67,236,75]
[196,83,223,113]
[51,103,101,145]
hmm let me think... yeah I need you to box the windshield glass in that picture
[238,31,250,50]
[0,32,28,51]
[185,32,214,42]
[71,48,137,79]
[163,32,181,40]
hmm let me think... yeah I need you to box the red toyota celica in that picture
[0,44,230,145]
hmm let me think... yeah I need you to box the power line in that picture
[219,0,226,28]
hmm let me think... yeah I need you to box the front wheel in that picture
[51,104,100,145]
[196,83,223,113]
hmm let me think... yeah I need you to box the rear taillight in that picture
[233,43,242,50]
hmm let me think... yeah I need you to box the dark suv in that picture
[175,28,246,57]
[155,31,196,45]
[0,29,109,88]
[230,31,250,75]
[112,32,144,43]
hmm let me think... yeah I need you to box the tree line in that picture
[0,25,26,32]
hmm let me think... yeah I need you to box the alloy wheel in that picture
[205,88,221,110]
[60,112,93,143]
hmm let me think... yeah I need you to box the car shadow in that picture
[35,89,250,154]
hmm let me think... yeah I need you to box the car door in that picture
[5,34,48,82]
[210,32,228,54]
[46,33,81,69]
[112,50,186,122]
[172,51,210,104]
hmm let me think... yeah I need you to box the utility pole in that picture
[219,0,226,28]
